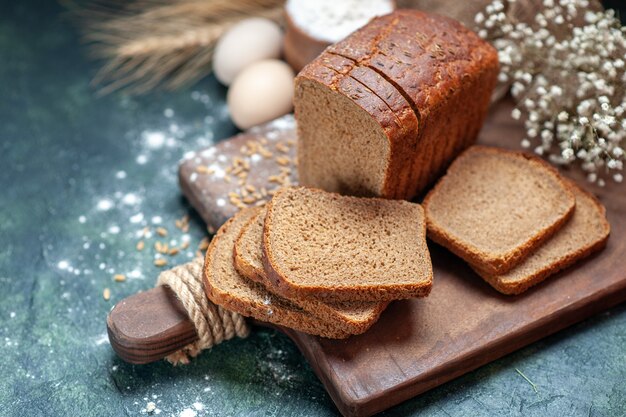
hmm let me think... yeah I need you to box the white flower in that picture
[475,0,625,184]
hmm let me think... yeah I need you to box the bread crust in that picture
[261,187,433,302]
[470,182,611,295]
[203,208,351,338]
[423,146,577,275]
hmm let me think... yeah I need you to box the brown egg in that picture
[227,60,295,130]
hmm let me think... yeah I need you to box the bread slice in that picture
[262,187,433,301]
[423,146,576,275]
[203,207,350,339]
[471,182,610,294]
[234,206,388,333]
[317,52,420,199]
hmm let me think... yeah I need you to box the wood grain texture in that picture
[178,116,297,233]
[166,99,624,416]
[107,286,198,364]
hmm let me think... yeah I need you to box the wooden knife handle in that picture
[106,286,200,364]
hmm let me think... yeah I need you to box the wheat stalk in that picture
[70,0,285,94]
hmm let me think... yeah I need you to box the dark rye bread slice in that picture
[296,9,498,200]
[296,51,417,199]
[234,206,389,334]
[423,146,577,276]
[471,182,610,295]
[203,207,350,339]
[262,187,433,302]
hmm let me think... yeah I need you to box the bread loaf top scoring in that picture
[329,10,498,114]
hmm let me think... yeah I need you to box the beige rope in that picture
[156,257,250,365]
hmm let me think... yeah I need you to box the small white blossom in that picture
[476,0,625,184]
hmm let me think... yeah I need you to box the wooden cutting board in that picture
[176,100,626,417]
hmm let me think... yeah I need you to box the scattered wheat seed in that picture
[113,274,126,282]
[103,288,111,301]
[136,240,145,251]
[196,165,214,174]
[275,156,290,166]
[198,238,209,251]
[268,175,282,184]
[156,227,168,237]
[154,259,168,267]
[275,142,290,153]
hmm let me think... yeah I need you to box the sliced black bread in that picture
[423,146,576,275]
[234,206,389,333]
[471,182,610,294]
[262,187,433,302]
[203,207,350,339]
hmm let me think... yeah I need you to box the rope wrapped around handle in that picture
[156,257,250,365]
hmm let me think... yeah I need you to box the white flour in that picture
[286,0,393,43]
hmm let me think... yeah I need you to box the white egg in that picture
[213,18,283,86]
[227,60,295,130]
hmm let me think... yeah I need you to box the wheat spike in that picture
[70,0,285,94]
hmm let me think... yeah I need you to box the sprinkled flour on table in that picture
[180,115,298,222]
[43,89,311,416]
[52,90,229,308]
[179,408,197,417]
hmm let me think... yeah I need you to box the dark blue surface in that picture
[1,2,625,416]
